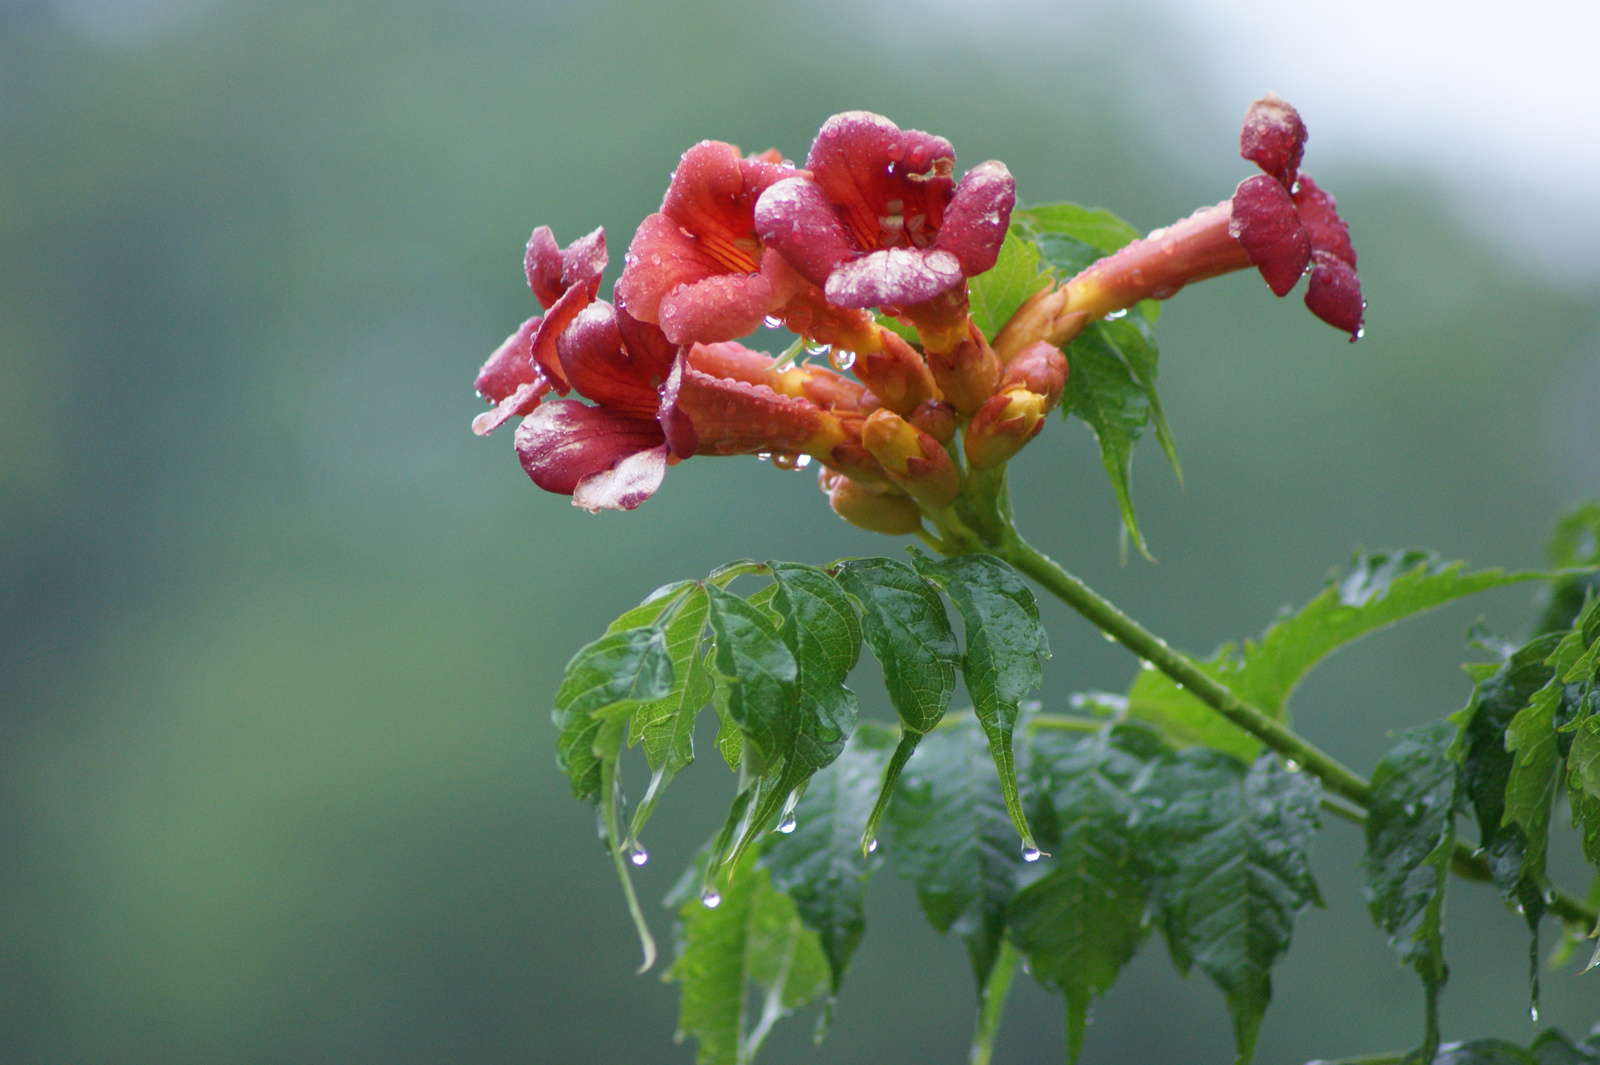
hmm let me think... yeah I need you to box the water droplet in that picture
[756,451,772,462]
[1530,1003,1540,1023]
[806,343,830,356]
[829,348,856,372]
[1104,309,1127,320]
[776,813,797,834]
[701,890,722,908]
[1139,659,1154,670]
[1404,802,1417,817]
[1174,682,1184,690]
[791,454,812,470]
[1101,631,1116,642]
[763,316,783,329]
[1284,759,1301,773]
[629,843,650,866]
[1022,845,1042,862]
[866,837,879,854]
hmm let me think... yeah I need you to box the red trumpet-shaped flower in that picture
[615,141,806,346]
[503,280,875,511]
[754,112,1015,314]
[997,94,1364,358]
[472,225,608,436]
[513,298,677,512]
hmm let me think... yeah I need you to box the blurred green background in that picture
[4,2,1597,1062]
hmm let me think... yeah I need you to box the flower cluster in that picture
[474,98,1361,530]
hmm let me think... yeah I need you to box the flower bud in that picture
[820,469,925,536]
[964,389,1048,471]
[860,409,959,509]
[999,342,1067,413]
[852,328,941,416]
[925,323,1001,416]
[910,399,958,445]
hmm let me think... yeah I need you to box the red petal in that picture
[936,160,1015,276]
[557,301,663,416]
[658,272,773,345]
[754,176,858,289]
[1229,174,1311,297]
[824,247,963,308]
[806,112,955,253]
[1292,174,1357,268]
[1304,249,1365,340]
[514,400,666,496]
[1240,93,1306,189]
[525,227,564,309]
[616,213,725,325]
[659,349,827,457]
[560,227,608,293]
[471,380,547,437]
[572,443,669,512]
[475,315,541,402]
[527,281,594,392]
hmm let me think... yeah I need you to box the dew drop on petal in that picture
[776,813,797,834]
[1022,845,1042,862]
[763,316,783,329]
[1105,309,1127,320]
[756,451,772,462]
[701,889,722,909]
[830,349,856,372]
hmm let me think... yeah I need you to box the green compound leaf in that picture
[1504,679,1562,894]
[1431,1040,1543,1065]
[1530,1027,1600,1064]
[1012,724,1165,1063]
[1140,751,1322,1065]
[726,563,864,867]
[1532,503,1600,635]
[913,551,1049,854]
[704,584,799,770]
[1363,720,1460,1062]
[1129,550,1566,761]
[888,714,1026,1005]
[762,722,897,995]
[552,621,676,802]
[1012,201,1141,275]
[968,228,1050,342]
[1098,315,1178,481]
[1451,631,1564,1012]
[1060,321,1155,556]
[1569,712,1600,868]
[629,587,715,841]
[834,557,960,849]
[666,848,830,1065]
[768,562,862,774]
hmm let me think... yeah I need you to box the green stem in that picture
[993,533,1600,929]
[1001,536,1371,807]
[970,940,1019,1065]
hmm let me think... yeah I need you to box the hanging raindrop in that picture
[866,837,879,854]
[776,813,797,834]
[1022,845,1043,862]
[829,348,857,372]
[701,889,722,909]
[628,842,649,867]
